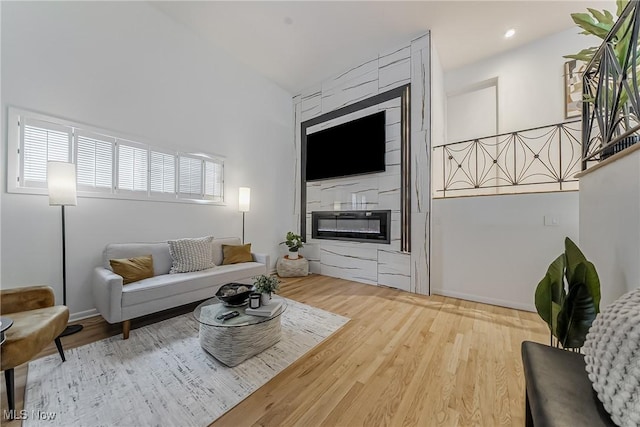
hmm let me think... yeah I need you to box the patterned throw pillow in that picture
[583,287,640,427]
[167,236,215,273]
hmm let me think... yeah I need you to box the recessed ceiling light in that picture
[504,28,516,39]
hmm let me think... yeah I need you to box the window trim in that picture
[7,107,226,206]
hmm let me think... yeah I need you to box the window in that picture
[75,131,114,191]
[22,118,72,187]
[179,155,203,198]
[117,142,148,193]
[150,150,176,195]
[8,107,225,204]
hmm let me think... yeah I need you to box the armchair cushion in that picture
[0,286,55,315]
[1,306,68,371]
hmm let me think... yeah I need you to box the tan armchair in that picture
[1,286,69,418]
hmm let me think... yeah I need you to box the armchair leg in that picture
[5,368,14,419]
[54,337,66,362]
[122,320,130,340]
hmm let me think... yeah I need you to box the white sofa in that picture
[93,237,268,339]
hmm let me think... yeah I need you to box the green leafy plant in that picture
[253,274,280,294]
[281,231,304,253]
[535,237,601,349]
[565,0,632,65]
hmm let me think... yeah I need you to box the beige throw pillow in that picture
[110,255,154,285]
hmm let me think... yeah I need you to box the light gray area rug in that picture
[24,299,349,427]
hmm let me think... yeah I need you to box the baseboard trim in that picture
[431,289,535,312]
[69,308,99,322]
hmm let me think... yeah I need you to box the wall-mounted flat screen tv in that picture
[306,111,386,181]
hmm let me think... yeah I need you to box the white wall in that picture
[430,28,595,310]
[1,2,294,319]
[432,192,579,311]
[445,28,599,133]
[579,150,640,308]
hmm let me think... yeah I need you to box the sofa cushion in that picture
[121,262,266,307]
[104,243,172,276]
[222,243,252,265]
[212,237,242,266]
[168,236,215,273]
[110,255,154,285]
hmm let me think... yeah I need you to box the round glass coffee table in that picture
[193,296,287,367]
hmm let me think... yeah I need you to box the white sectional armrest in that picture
[252,252,270,268]
[92,267,124,324]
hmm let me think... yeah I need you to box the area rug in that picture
[24,299,349,427]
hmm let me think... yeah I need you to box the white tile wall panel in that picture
[320,245,378,285]
[322,69,379,112]
[321,58,379,93]
[300,85,322,121]
[377,249,411,291]
[379,46,411,92]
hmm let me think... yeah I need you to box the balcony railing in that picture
[433,120,581,198]
[582,0,640,168]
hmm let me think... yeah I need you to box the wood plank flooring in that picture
[1,275,548,426]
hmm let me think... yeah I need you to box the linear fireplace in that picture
[311,210,391,244]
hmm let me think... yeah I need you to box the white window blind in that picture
[151,151,176,194]
[118,143,148,192]
[204,160,224,201]
[9,108,225,204]
[76,132,114,191]
[22,119,71,184]
[179,156,202,197]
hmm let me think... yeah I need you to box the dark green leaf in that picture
[557,283,597,349]
[565,237,587,285]
[535,274,554,327]
[584,261,601,313]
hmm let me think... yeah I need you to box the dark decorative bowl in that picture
[215,283,253,306]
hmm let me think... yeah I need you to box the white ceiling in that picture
[153,1,615,94]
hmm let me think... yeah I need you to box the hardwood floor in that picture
[1,275,548,426]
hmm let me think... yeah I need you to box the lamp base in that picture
[59,324,84,337]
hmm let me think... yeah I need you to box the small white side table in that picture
[276,255,309,277]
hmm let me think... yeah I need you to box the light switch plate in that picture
[544,215,560,226]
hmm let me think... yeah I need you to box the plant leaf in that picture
[557,283,597,349]
[616,0,629,17]
[535,273,554,327]
[571,13,613,39]
[583,261,601,313]
[564,237,587,285]
[588,8,615,26]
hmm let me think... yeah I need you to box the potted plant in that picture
[534,237,601,350]
[253,274,280,305]
[281,231,304,260]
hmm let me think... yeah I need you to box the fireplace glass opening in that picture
[311,210,391,244]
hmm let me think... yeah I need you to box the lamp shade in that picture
[238,187,250,212]
[47,161,77,206]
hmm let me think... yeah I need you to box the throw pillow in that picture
[110,255,154,285]
[222,243,253,265]
[168,236,215,273]
[583,287,640,427]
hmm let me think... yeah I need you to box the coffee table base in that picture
[199,316,282,367]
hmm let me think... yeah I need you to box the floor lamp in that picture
[48,161,83,336]
[238,187,250,244]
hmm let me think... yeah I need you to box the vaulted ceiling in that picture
[153,1,615,94]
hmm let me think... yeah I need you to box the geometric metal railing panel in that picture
[433,120,581,198]
[582,1,640,168]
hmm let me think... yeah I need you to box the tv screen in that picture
[306,111,386,181]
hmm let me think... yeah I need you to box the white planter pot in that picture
[260,292,271,306]
[288,251,299,260]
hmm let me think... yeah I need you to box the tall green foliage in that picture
[534,238,601,349]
